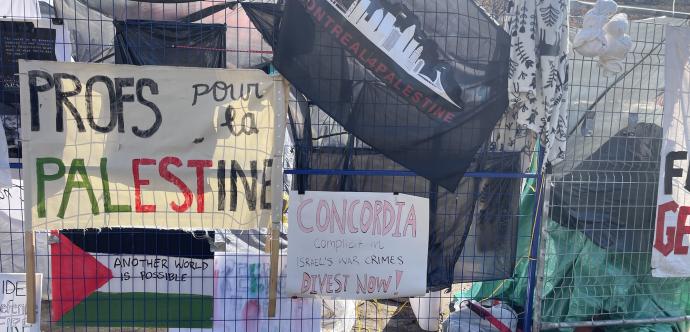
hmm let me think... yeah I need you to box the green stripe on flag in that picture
[56,292,213,328]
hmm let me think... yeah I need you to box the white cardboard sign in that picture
[19,60,282,230]
[286,191,429,299]
[0,273,42,332]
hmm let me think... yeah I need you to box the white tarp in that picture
[0,0,39,19]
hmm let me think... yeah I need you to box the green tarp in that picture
[456,159,690,331]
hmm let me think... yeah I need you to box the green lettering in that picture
[58,159,99,218]
[36,158,65,218]
[100,158,131,213]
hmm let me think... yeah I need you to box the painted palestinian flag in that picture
[50,228,214,328]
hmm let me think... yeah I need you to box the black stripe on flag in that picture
[60,228,214,259]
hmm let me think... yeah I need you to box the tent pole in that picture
[522,145,546,332]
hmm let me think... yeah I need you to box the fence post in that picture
[532,173,552,331]
[522,146,546,332]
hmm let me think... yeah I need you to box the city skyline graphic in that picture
[326,0,464,108]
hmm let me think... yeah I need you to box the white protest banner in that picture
[19,60,285,230]
[0,273,42,332]
[286,191,429,299]
[214,252,321,331]
[652,26,690,276]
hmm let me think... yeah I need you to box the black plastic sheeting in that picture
[277,30,521,287]
[242,2,281,47]
[289,145,521,289]
[551,123,663,253]
[114,20,226,68]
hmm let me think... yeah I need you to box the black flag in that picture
[268,0,510,191]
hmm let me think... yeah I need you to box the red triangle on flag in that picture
[50,231,113,321]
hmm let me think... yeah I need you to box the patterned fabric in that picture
[494,0,569,165]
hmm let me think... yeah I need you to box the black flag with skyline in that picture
[256,0,510,191]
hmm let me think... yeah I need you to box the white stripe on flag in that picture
[94,254,214,296]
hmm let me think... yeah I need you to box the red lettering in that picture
[348,42,360,54]
[433,107,446,118]
[411,91,423,103]
[382,200,396,235]
[676,206,690,254]
[402,84,413,97]
[331,24,343,38]
[655,200,679,256]
[316,199,330,232]
[347,200,360,233]
[301,273,312,293]
[443,112,455,123]
[132,158,156,212]
[403,205,417,237]
[375,63,388,75]
[319,273,329,292]
[297,198,314,233]
[159,157,193,212]
[188,160,212,213]
[366,55,377,68]
[393,79,402,90]
[421,97,433,109]
[393,201,405,237]
[324,15,335,29]
[339,32,352,46]
[374,200,383,235]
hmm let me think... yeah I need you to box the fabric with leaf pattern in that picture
[495,0,569,165]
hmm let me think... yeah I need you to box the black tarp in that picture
[551,123,663,253]
[54,0,272,67]
[114,20,226,68]
[248,0,510,191]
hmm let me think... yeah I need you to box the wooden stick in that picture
[267,76,288,317]
[267,227,280,317]
[24,230,36,324]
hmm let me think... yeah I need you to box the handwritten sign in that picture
[0,273,42,332]
[653,27,690,276]
[19,60,284,230]
[214,252,321,331]
[286,191,429,299]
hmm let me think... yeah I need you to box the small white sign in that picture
[287,191,429,299]
[0,273,42,332]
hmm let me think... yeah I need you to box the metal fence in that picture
[0,0,543,331]
[535,16,690,330]
[6,1,686,331]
